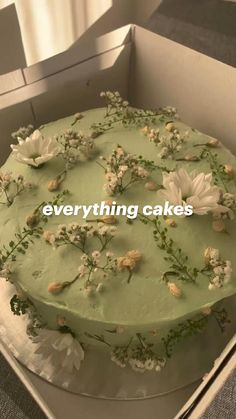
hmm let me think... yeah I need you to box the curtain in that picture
[1,0,113,65]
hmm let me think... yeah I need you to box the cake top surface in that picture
[1,97,236,327]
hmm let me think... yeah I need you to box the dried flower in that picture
[207,138,220,147]
[202,307,212,316]
[165,218,176,227]
[224,164,234,176]
[204,247,220,264]
[126,250,142,262]
[42,230,55,244]
[141,126,150,135]
[165,122,175,132]
[212,220,226,233]
[83,286,94,297]
[117,250,142,276]
[26,214,39,227]
[48,282,64,294]
[57,316,67,326]
[117,256,136,270]
[167,282,182,298]
[101,215,117,225]
[145,181,158,191]
[47,179,60,192]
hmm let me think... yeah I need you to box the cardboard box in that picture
[0,24,236,418]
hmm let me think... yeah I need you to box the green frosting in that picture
[1,107,236,348]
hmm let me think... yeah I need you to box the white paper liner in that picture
[0,280,235,400]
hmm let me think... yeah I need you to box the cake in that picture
[0,91,235,375]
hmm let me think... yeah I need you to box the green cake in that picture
[0,91,235,375]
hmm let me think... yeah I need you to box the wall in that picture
[0,0,161,68]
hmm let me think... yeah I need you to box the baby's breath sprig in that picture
[203,247,232,290]
[0,172,35,206]
[47,243,141,293]
[43,222,117,253]
[142,124,187,160]
[110,334,165,372]
[11,124,34,141]
[47,248,138,294]
[138,214,198,283]
[47,129,95,191]
[91,91,178,136]
[56,129,94,168]
[162,308,230,358]
[98,145,150,196]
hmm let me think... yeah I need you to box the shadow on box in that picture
[0,42,130,166]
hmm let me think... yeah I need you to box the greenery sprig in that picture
[162,308,230,358]
[199,148,233,192]
[139,214,198,283]
[10,294,30,316]
[83,306,230,371]
[0,191,68,272]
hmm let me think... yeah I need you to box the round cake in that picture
[0,91,235,375]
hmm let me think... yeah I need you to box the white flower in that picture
[129,358,146,373]
[92,250,101,261]
[160,169,225,215]
[33,329,84,373]
[11,130,61,167]
[111,354,126,368]
[144,358,155,370]
[78,265,88,277]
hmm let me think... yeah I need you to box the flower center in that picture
[29,153,41,160]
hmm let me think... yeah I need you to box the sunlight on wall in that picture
[13,0,112,65]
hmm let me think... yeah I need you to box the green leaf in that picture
[10,295,29,316]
